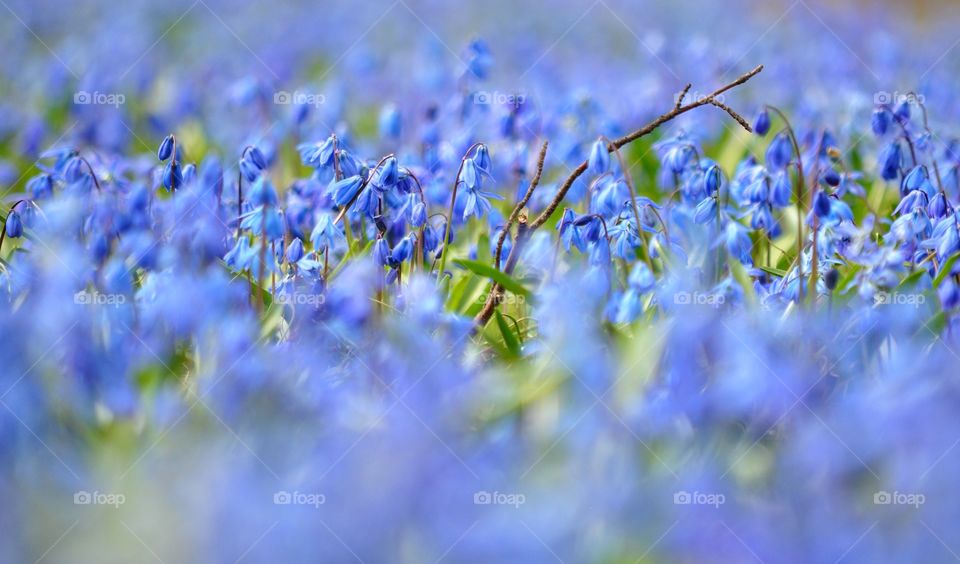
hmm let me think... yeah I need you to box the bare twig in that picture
[709,99,751,131]
[494,141,548,270]
[764,105,806,302]
[674,84,692,110]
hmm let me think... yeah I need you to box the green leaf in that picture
[758,265,787,278]
[453,259,532,299]
[898,267,928,290]
[934,253,960,287]
[495,311,521,357]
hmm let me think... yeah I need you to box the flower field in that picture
[2,0,960,562]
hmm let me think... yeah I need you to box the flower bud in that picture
[753,109,771,136]
[588,138,610,175]
[286,238,304,263]
[5,210,23,238]
[157,135,175,161]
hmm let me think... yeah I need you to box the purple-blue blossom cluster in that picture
[2,0,960,561]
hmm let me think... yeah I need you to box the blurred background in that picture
[2,0,960,158]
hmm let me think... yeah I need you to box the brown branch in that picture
[709,99,751,131]
[675,84,692,110]
[477,212,531,326]
[474,64,764,328]
[494,140,548,270]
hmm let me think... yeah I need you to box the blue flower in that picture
[753,109,771,136]
[871,108,891,136]
[744,176,768,203]
[63,156,84,182]
[771,171,792,207]
[903,166,927,192]
[664,145,693,174]
[390,235,414,264]
[459,157,480,190]
[821,168,840,187]
[828,198,854,224]
[893,189,927,216]
[240,206,283,239]
[558,209,586,252]
[162,161,183,191]
[694,196,717,224]
[298,136,336,169]
[936,223,960,261]
[724,222,752,264]
[473,144,491,172]
[628,262,655,291]
[609,221,639,259]
[310,214,341,251]
[27,174,53,199]
[286,238,304,263]
[588,138,610,175]
[157,135,174,161]
[462,185,500,220]
[248,177,278,207]
[813,191,832,218]
[329,175,365,207]
[239,156,262,182]
[750,203,775,233]
[940,279,960,310]
[247,146,267,169]
[411,201,427,227]
[422,224,440,252]
[765,133,793,169]
[224,236,250,269]
[372,156,399,192]
[704,164,722,194]
[373,237,391,267]
[182,163,196,184]
[878,142,902,181]
[928,192,950,219]
[5,210,23,238]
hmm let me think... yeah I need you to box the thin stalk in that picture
[438,142,485,283]
[765,105,806,303]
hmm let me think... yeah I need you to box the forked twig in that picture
[493,140,549,270]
